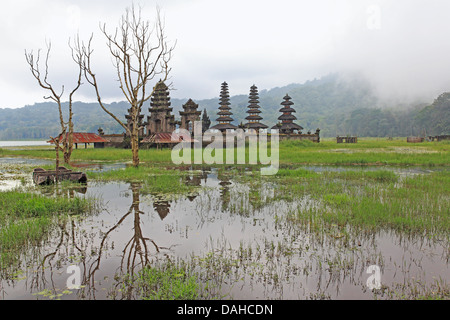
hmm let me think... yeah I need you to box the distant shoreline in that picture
[0,141,48,147]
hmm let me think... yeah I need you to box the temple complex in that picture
[243,85,268,131]
[210,82,238,132]
[99,80,320,147]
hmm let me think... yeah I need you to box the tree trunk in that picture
[55,144,60,184]
[131,126,140,167]
[64,119,74,164]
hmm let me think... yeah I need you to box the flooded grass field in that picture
[0,141,448,300]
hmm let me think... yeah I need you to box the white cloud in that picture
[1,0,450,108]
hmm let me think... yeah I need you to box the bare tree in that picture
[75,5,175,167]
[25,41,82,165]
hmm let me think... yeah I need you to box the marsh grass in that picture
[310,174,446,235]
[116,260,225,300]
[1,138,448,166]
[229,168,449,237]
[127,263,200,300]
[87,165,196,196]
[0,189,98,270]
[369,276,449,300]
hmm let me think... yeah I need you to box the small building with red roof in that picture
[48,132,109,149]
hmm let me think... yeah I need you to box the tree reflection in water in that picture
[13,168,227,299]
[87,182,169,298]
[27,182,170,299]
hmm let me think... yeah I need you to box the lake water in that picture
[0,141,48,147]
[0,167,448,300]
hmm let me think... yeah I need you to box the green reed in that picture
[0,189,98,269]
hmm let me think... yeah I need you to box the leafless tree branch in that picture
[75,4,176,167]
[25,39,83,165]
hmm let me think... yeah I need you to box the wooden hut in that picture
[407,137,424,143]
[337,136,358,143]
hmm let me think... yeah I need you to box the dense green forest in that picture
[0,74,448,140]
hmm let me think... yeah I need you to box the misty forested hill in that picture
[414,92,450,136]
[0,74,448,140]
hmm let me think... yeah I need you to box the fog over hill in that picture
[0,73,448,140]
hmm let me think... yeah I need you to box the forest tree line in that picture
[0,74,448,140]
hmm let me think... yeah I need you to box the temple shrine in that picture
[243,85,268,132]
[209,82,238,132]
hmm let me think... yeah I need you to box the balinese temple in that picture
[210,82,237,132]
[271,94,303,134]
[125,107,145,137]
[179,99,201,134]
[243,84,268,132]
[146,80,176,135]
[141,80,194,147]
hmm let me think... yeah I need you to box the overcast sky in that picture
[1,0,450,108]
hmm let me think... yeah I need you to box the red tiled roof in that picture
[48,132,109,144]
[141,133,197,144]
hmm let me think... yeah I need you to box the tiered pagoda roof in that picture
[180,99,201,117]
[125,107,144,123]
[149,80,172,112]
[244,85,268,131]
[147,80,176,134]
[125,105,145,137]
[271,94,303,134]
[210,82,237,131]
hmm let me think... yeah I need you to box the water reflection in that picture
[70,162,128,173]
[1,181,167,299]
[153,200,170,220]
[218,170,232,210]
[38,184,87,197]
[88,183,161,288]
[1,166,448,300]
[183,174,204,187]
[149,169,209,220]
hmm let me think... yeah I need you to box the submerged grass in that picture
[225,165,449,237]
[266,169,450,236]
[128,263,201,300]
[115,260,224,300]
[0,189,98,270]
[87,165,196,196]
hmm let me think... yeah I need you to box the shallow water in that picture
[0,168,448,300]
[0,141,48,148]
[0,157,53,166]
[291,164,442,176]
[0,158,128,192]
